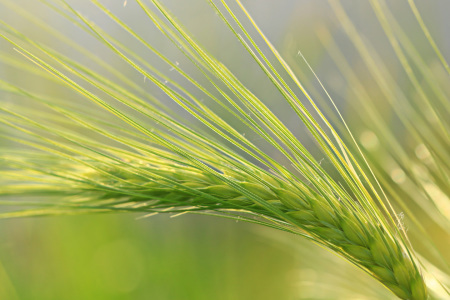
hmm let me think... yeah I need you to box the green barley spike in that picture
[1,0,445,298]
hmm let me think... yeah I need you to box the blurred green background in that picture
[0,0,449,299]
